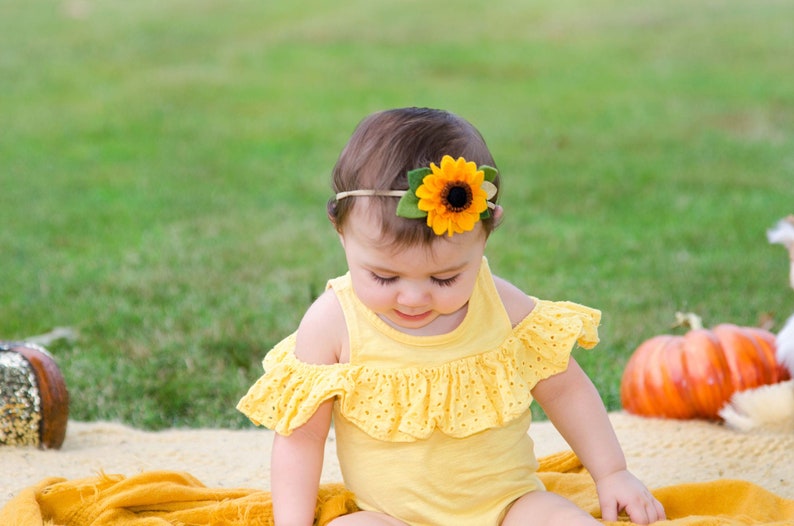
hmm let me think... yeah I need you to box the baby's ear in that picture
[492,205,504,227]
[326,198,341,230]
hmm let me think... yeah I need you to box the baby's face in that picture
[339,202,487,336]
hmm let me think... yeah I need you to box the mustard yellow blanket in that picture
[2,451,792,525]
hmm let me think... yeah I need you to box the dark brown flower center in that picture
[442,182,472,212]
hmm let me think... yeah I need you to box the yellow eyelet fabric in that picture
[237,260,600,443]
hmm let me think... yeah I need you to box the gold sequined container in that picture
[0,343,69,449]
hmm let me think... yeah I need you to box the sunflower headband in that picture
[335,155,498,237]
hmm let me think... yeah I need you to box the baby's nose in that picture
[397,283,429,307]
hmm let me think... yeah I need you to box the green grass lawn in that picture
[2,0,793,429]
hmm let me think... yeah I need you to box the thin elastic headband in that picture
[335,188,495,209]
[334,189,407,200]
[333,155,498,237]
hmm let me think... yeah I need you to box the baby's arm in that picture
[271,401,333,526]
[271,290,346,526]
[532,360,665,524]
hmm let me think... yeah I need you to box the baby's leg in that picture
[328,511,410,526]
[501,490,600,526]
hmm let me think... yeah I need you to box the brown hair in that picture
[328,107,500,247]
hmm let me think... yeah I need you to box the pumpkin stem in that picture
[673,311,704,331]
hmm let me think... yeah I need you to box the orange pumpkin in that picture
[620,314,791,420]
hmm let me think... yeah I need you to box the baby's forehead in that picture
[341,204,406,247]
[343,197,396,223]
[344,203,484,251]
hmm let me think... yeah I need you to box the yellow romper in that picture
[237,258,600,526]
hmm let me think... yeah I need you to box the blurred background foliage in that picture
[1,0,793,428]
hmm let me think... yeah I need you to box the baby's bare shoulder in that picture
[294,289,346,365]
[492,275,536,327]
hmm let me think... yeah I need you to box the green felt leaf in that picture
[480,165,498,182]
[407,167,431,191]
[395,191,427,219]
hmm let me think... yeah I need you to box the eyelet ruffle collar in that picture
[238,300,599,442]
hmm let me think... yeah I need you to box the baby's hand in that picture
[595,469,665,524]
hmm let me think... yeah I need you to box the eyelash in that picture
[369,273,459,287]
[370,273,397,285]
[431,276,459,287]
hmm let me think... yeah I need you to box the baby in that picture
[238,107,665,525]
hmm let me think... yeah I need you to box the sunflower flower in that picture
[394,155,498,236]
[414,155,488,236]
